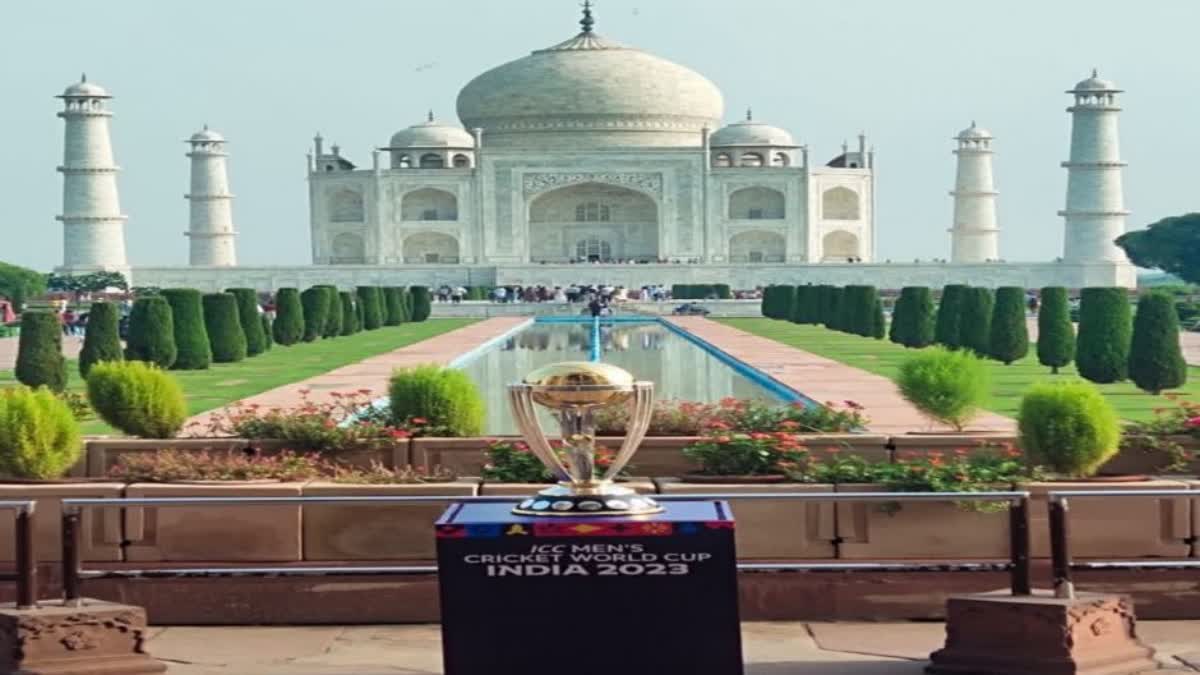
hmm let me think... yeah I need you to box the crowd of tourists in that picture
[435,284,677,305]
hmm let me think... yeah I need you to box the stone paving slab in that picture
[184,318,526,433]
[0,334,83,370]
[665,317,1016,434]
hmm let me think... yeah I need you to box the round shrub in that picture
[300,286,329,342]
[384,287,404,326]
[160,289,211,370]
[896,346,990,431]
[339,291,359,335]
[934,284,968,348]
[1037,287,1075,374]
[988,287,1029,365]
[1129,292,1187,394]
[321,286,343,338]
[1018,381,1120,477]
[86,360,187,438]
[124,296,176,368]
[388,365,484,436]
[79,301,122,378]
[226,288,267,357]
[0,386,81,479]
[272,288,304,345]
[1075,287,1132,384]
[16,311,67,392]
[410,286,432,322]
[959,287,994,356]
[202,292,247,363]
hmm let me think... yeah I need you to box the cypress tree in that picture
[15,311,67,392]
[372,286,387,326]
[202,293,247,363]
[988,287,1030,365]
[1128,292,1187,394]
[355,294,365,329]
[321,286,342,338]
[339,291,358,335]
[411,286,432,322]
[790,285,811,324]
[889,290,910,345]
[384,287,404,326]
[893,287,935,348]
[301,288,330,343]
[1037,287,1075,374]
[872,297,886,339]
[760,286,776,319]
[816,285,835,326]
[79,301,123,378]
[935,284,968,348]
[226,288,267,357]
[125,296,177,368]
[959,287,994,356]
[261,314,273,350]
[398,287,413,323]
[356,286,383,330]
[1076,287,1132,384]
[838,286,873,336]
[827,287,844,331]
[271,288,303,345]
[160,289,211,370]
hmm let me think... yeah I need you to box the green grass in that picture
[1,320,476,435]
[720,318,1200,422]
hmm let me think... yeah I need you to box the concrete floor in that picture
[149,621,1200,674]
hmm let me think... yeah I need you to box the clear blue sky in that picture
[5,0,1198,271]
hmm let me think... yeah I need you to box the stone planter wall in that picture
[84,438,409,477]
[1027,480,1192,559]
[0,483,124,563]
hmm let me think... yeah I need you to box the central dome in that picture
[456,18,724,149]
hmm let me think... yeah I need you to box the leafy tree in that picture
[321,286,342,338]
[1037,287,1075,374]
[1128,292,1187,394]
[125,296,177,369]
[1115,213,1200,284]
[0,261,47,310]
[1075,287,1132,384]
[202,293,247,363]
[934,284,968,348]
[160,289,211,370]
[958,287,994,356]
[46,271,128,295]
[79,301,123,378]
[226,288,267,356]
[15,311,67,392]
[274,288,305,345]
[988,287,1030,365]
[410,286,432,322]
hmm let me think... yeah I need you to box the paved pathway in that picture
[184,318,527,433]
[665,317,1016,434]
[0,334,83,370]
[149,621,1197,673]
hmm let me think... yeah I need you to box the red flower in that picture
[715,436,731,444]
[750,432,771,440]
[389,429,410,439]
[1185,417,1200,429]
[411,417,429,425]
[779,420,800,430]
[322,419,335,429]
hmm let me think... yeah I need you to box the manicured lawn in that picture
[1,319,475,434]
[719,318,1200,422]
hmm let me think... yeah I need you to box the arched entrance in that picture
[527,183,659,263]
[403,232,460,264]
[822,230,860,261]
[729,230,785,263]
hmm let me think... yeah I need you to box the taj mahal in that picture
[55,4,1136,290]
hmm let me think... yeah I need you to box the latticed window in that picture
[575,237,612,260]
[575,202,611,222]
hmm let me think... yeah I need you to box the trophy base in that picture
[512,484,664,517]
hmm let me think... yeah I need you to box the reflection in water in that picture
[461,321,781,434]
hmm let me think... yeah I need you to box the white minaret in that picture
[185,126,237,266]
[56,74,128,272]
[1060,70,1129,263]
[949,122,999,263]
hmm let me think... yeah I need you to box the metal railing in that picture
[1048,489,1200,599]
[0,501,38,609]
[60,491,1033,602]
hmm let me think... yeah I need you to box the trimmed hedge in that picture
[1075,287,1132,384]
[273,288,304,345]
[79,301,123,378]
[388,365,485,436]
[160,289,211,370]
[301,287,331,343]
[410,286,432,322]
[827,286,845,331]
[86,360,187,438]
[871,297,886,339]
[399,287,413,323]
[958,287,994,355]
[124,296,177,368]
[15,311,67,392]
[339,291,358,335]
[321,286,343,338]
[1129,292,1187,394]
[891,286,935,348]
[0,386,81,479]
[792,285,819,324]
[988,287,1029,365]
[202,292,247,363]
[355,294,365,329]
[357,286,383,330]
[762,285,796,321]
[1037,287,1074,374]
[384,287,404,326]
[816,285,837,326]
[934,284,967,348]
[839,285,878,337]
[226,288,267,357]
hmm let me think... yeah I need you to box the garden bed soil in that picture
[301,480,479,561]
[834,482,1013,560]
[654,479,836,560]
[124,481,305,562]
[1026,479,1192,559]
[0,482,124,563]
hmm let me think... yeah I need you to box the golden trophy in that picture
[508,361,660,516]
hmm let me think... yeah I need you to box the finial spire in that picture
[427,109,434,122]
[80,73,87,83]
[745,107,753,121]
[1091,67,1099,78]
[580,0,595,34]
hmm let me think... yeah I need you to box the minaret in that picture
[56,74,128,272]
[949,122,999,263]
[1060,70,1129,263]
[185,126,237,266]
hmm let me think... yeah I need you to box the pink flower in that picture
[1185,417,1200,429]
[411,417,429,425]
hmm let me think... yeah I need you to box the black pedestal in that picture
[436,500,743,675]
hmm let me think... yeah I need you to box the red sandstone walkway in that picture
[184,318,527,434]
[665,317,1016,434]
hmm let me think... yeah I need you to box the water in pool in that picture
[456,319,790,434]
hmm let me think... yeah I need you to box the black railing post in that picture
[1049,496,1074,599]
[61,508,82,605]
[1008,496,1031,596]
[14,504,36,609]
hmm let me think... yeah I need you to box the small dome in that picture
[711,115,796,147]
[190,126,224,142]
[956,122,992,140]
[61,74,109,98]
[1071,69,1119,93]
[389,117,475,149]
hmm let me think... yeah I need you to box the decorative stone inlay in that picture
[523,172,663,199]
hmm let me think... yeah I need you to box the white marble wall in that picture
[57,94,128,272]
[1062,92,1129,263]
[950,136,999,263]
[186,137,237,266]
